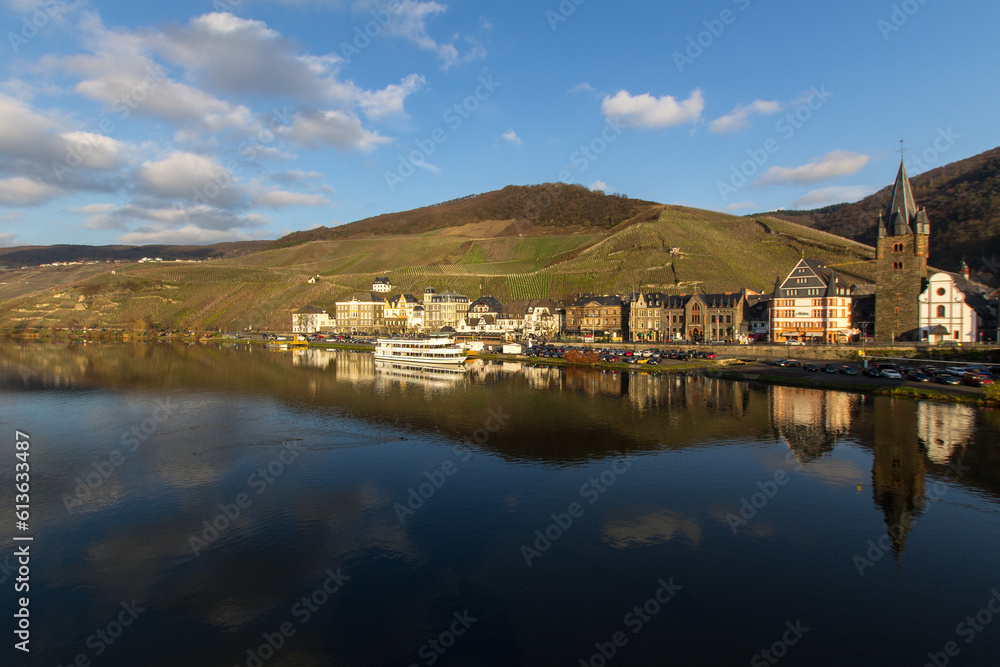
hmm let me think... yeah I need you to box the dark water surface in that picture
[2,342,1000,666]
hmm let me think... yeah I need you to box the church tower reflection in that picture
[870,398,926,558]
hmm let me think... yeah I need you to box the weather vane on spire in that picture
[898,139,908,159]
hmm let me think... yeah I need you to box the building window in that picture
[936,287,946,296]
[936,305,946,318]
[894,307,899,315]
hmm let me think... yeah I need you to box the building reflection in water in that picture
[916,402,976,465]
[770,386,855,463]
[291,347,338,369]
[871,398,926,558]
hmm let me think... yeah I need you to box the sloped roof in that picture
[501,299,531,317]
[886,159,918,233]
[469,295,504,312]
[570,294,623,307]
[940,271,995,320]
[700,292,744,308]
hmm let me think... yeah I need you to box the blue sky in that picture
[0,0,997,246]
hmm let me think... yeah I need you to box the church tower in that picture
[874,158,929,342]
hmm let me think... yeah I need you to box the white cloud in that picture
[601,89,704,128]
[755,150,870,186]
[59,131,128,169]
[589,180,613,193]
[502,129,521,146]
[0,177,63,205]
[790,185,877,209]
[0,94,139,198]
[254,190,330,207]
[377,0,486,70]
[0,93,62,160]
[569,81,595,94]
[72,203,117,214]
[709,99,781,134]
[117,223,261,244]
[154,13,345,102]
[89,203,269,243]
[725,201,757,211]
[354,73,425,120]
[58,13,255,134]
[278,110,390,151]
[138,152,230,198]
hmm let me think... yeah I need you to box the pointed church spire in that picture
[886,158,919,235]
[877,211,887,238]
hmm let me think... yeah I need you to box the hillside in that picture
[270,183,656,245]
[762,147,1000,281]
[0,197,876,332]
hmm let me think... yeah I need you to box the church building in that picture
[873,159,930,342]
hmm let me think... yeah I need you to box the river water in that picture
[2,342,999,666]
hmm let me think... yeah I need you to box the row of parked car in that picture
[772,359,997,387]
[523,345,719,363]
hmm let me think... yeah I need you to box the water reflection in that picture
[917,402,977,464]
[772,388,855,462]
[1,342,1000,666]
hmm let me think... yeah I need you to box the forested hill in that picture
[270,183,659,246]
[761,146,1000,280]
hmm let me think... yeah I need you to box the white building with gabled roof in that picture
[917,264,994,343]
[771,258,854,343]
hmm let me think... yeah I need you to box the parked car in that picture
[839,365,858,376]
[784,340,805,346]
[907,371,930,382]
[772,359,787,367]
[862,367,881,378]
[879,369,903,380]
[784,360,801,368]
[703,352,718,360]
[822,364,837,374]
[804,363,819,372]
[935,373,961,385]
[963,372,994,387]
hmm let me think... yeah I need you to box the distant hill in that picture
[270,183,658,246]
[761,147,1000,282]
[0,197,876,331]
[0,241,269,268]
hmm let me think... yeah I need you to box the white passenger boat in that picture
[373,338,467,365]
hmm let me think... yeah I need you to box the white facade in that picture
[524,304,561,338]
[408,306,424,330]
[918,272,981,343]
[771,259,853,343]
[457,314,503,334]
[372,277,392,292]
[292,311,334,333]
